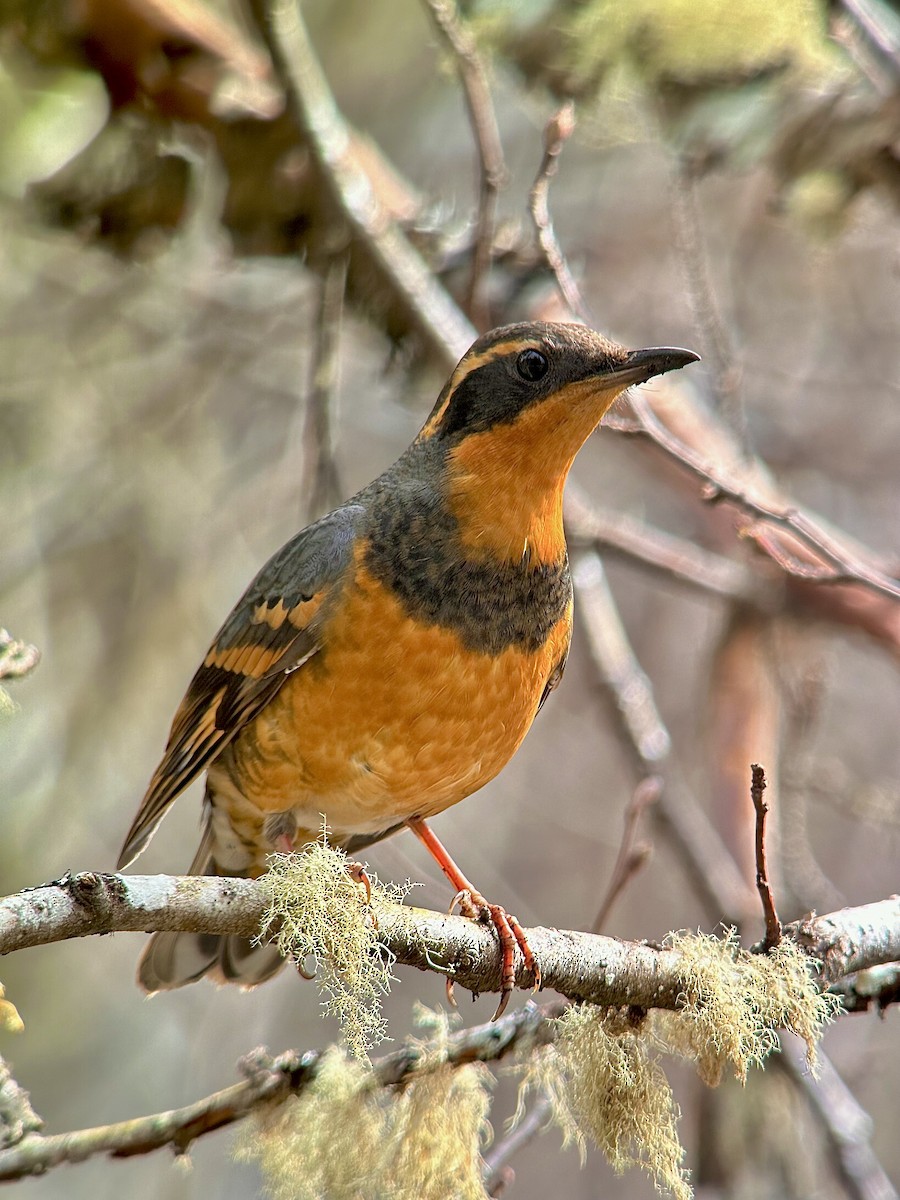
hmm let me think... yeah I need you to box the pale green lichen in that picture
[512,931,839,1199]
[557,0,838,89]
[654,930,841,1084]
[260,833,413,1059]
[515,1007,690,1200]
[235,1016,494,1200]
[0,982,24,1034]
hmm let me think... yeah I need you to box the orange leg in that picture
[407,816,540,1020]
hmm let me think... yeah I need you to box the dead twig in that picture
[528,102,591,323]
[829,964,900,1015]
[255,0,473,370]
[671,157,745,441]
[591,776,659,934]
[301,254,346,519]
[751,763,782,950]
[565,483,760,604]
[625,389,900,604]
[423,0,506,329]
[572,548,759,926]
[0,1005,556,1181]
[483,1092,553,1197]
[778,1035,898,1200]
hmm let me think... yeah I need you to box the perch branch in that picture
[2,873,899,1005]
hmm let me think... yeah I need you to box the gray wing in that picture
[117,504,365,868]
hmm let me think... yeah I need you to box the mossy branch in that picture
[1,870,898,1006]
[0,1006,554,1182]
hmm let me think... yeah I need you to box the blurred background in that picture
[2,0,899,1196]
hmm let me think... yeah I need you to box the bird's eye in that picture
[516,349,549,382]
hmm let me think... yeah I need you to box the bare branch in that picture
[565,483,760,604]
[591,776,658,934]
[778,1036,899,1200]
[528,102,591,323]
[255,0,473,370]
[829,964,900,1015]
[572,548,759,925]
[625,388,900,604]
[671,157,745,439]
[423,0,506,328]
[751,763,782,950]
[302,254,346,519]
[483,1092,553,1196]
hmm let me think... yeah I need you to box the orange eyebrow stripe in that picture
[417,339,529,440]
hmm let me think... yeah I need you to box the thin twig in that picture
[591,776,659,934]
[572,548,759,926]
[255,0,474,370]
[829,964,900,1015]
[302,254,346,519]
[528,102,591,323]
[751,763,782,950]
[832,0,900,92]
[778,1035,899,1200]
[625,389,900,603]
[564,484,760,604]
[671,156,745,442]
[423,0,506,329]
[483,1092,553,1196]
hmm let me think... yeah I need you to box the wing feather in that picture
[117,505,364,868]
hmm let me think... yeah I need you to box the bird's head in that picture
[419,321,699,446]
[417,322,699,562]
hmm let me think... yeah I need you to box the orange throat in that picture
[445,381,621,563]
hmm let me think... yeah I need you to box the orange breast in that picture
[217,559,571,854]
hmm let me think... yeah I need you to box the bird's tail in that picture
[136,828,285,993]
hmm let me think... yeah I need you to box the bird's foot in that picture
[448,888,541,1020]
[407,816,540,1020]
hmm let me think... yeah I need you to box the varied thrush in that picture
[118,321,698,1016]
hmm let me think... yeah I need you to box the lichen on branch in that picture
[260,837,414,1058]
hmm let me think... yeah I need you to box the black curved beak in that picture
[601,346,700,389]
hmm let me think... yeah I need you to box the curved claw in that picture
[346,860,372,905]
[469,897,540,1021]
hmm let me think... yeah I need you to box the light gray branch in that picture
[2,872,899,1008]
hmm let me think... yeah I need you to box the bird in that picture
[117,321,698,1016]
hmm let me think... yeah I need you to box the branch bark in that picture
[0,1005,556,1181]
[2,872,899,1005]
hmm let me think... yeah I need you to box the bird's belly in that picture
[216,569,571,851]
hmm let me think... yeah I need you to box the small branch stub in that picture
[751,763,782,950]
